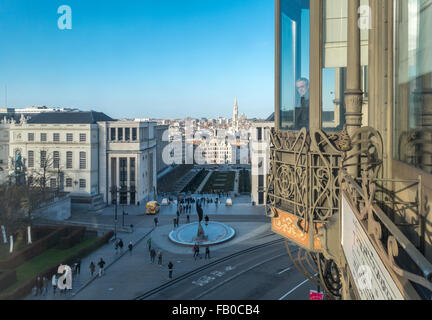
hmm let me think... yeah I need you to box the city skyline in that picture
[0,0,275,120]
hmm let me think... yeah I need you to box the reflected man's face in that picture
[296,80,309,97]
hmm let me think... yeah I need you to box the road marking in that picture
[194,253,287,300]
[277,267,292,275]
[278,273,318,300]
[278,279,310,300]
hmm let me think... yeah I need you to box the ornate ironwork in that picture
[266,128,345,225]
[340,169,432,296]
[398,129,432,175]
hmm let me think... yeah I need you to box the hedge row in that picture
[0,227,69,270]
[0,270,17,292]
[0,226,91,270]
[0,231,114,300]
[57,227,86,250]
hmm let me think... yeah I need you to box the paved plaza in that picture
[28,194,272,300]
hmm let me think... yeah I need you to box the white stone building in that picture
[5,111,157,208]
[98,120,157,205]
[0,120,10,183]
[250,119,274,205]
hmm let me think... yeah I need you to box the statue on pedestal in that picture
[194,201,208,241]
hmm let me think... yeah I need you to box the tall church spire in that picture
[233,97,239,131]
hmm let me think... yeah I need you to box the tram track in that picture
[134,238,289,300]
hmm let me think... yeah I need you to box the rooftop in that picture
[26,111,115,124]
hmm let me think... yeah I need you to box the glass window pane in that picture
[394,0,432,174]
[322,67,347,130]
[279,0,310,130]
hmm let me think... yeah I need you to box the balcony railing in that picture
[266,127,347,251]
[340,168,432,298]
[267,125,432,299]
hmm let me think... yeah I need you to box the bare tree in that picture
[27,149,69,198]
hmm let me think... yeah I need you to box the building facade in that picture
[98,120,157,205]
[268,0,432,300]
[4,111,158,207]
[155,124,169,174]
[250,120,274,205]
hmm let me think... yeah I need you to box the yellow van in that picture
[146,201,160,215]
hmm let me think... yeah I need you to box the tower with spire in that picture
[233,97,239,131]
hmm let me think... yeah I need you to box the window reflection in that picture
[279,0,310,130]
[322,68,346,130]
[394,0,432,174]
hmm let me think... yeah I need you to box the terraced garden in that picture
[239,169,251,194]
[181,169,209,193]
[201,171,235,193]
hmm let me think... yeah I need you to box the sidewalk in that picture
[26,225,153,300]
[69,222,277,300]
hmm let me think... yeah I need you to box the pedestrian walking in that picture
[205,215,209,226]
[193,243,200,260]
[173,217,177,229]
[205,246,211,259]
[76,258,81,275]
[115,240,119,254]
[98,258,106,277]
[176,209,180,219]
[157,250,163,266]
[150,248,156,263]
[89,261,95,277]
[42,276,49,296]
[36,276,42,296]
[52,274,57,295]
[118,239,124,253]
[168,261,174,279]
[187,214,190,223]
[154,217,158,227]
[128,241,133,255]
[147,237,152,251]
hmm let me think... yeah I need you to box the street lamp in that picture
[110,186,118,240]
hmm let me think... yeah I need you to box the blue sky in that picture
[0,0,275,119]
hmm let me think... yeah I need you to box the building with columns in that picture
[4,111,158,208]
[98,120,157,205]
[250,118,274,205]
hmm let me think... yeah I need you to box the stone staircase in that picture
[90,194,106,212]
[174,169,200,193]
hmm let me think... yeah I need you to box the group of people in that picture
[114,238,134,255]
[147,236,174,279]
[193,243,211,260]
[35,257,92,297]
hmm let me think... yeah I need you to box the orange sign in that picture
[271,208,322,250]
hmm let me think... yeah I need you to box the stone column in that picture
[310,0,323,130]
[344,0,363,177]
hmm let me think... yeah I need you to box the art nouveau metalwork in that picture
[266,127,345,249]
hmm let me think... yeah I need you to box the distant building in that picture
[250,118,274,205]
[5,111,158,209]
[232,97,239,131]
[154,125,169,174]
